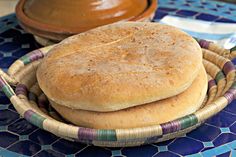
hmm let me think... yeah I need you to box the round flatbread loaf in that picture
[37,22,202,112]
[51,66,207,129]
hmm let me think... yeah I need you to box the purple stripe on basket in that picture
[28,50,44,62]
[223,61,235,75]
[227,88,236,99]
[28,92,37,102]
[38,100,45,108]
[224,92,234,104]
[0,76,6,89]
[15,84,28,96]
[24,110,34,120]
[198,39,211,49]
[208,79,216,89]
[160,120,181,134]
[38,97,49,108]
[78,128,96,140]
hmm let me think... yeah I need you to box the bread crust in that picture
[51,66,207,129]
[37,22,202,111]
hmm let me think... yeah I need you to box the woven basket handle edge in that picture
[0,74,17,100]
[0,68,18,86]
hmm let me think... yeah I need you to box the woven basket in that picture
[0,39,236,147]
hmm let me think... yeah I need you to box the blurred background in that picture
[0,0,17,16]
[0,0,236,17]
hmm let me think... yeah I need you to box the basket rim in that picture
[1,39,236,144]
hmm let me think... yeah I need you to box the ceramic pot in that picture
[16,0,157,43]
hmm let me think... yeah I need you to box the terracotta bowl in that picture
[16,0,157,45]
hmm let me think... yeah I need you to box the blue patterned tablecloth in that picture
[0,0,236,157]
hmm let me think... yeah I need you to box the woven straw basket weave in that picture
[0,39,236,147]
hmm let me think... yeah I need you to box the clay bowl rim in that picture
[15,0,158,35]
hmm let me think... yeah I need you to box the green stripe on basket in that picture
[32,113,45,129]
[231,82,236,89]
[1,85,14,98]
[27,112,46,129]
[97,130,117,141]
[215,71,225,83]
[179,114,198,129]
[20,55,30,65]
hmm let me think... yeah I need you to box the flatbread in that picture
[37,22,202,111]
[51,66,207,129]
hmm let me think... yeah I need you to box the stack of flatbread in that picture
[36,22,208,129]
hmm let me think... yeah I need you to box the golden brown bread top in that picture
[51,66,208,129]
[37,22,202,112]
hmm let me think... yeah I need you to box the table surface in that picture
[0,0,18,17]
[1,0,236,157]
